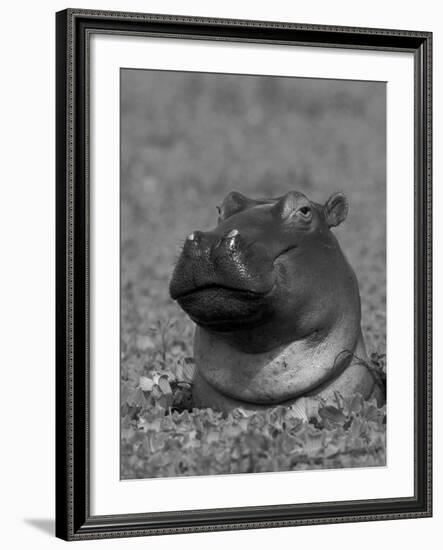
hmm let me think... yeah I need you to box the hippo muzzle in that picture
[170,226,280,331]
[169,190,382,414]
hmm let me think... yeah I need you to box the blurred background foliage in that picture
[120,69,386,478]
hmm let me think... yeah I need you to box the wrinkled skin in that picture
[170,190,382,415]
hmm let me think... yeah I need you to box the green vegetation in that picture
[120,69,386,479]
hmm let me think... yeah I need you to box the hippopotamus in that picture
[169,190,382,417]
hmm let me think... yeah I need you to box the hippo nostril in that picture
[183,230,205,257]
[186,230,204,244]
[224,229,240,251]
[226,229,239,239]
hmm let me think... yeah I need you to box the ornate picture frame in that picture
[55,8,432,541]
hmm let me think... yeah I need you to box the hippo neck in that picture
[193,314,367,406]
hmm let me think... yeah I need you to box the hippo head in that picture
[170,190,360,355]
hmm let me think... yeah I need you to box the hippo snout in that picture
[169,227,275,330]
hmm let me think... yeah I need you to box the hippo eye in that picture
[298,206,311,217]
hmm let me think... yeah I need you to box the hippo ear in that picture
[218,191,250,221]
[324,192,349,227]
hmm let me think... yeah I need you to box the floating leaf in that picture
[151,384,163,400]
[348,394,363,415]
[139,376,154,392]
[158,375,172,395]
[127,387,149,408]
[332,391,344,411]
[121,382,134,404]
[223,424,242,438]
[158,393,174,410]
[139,417,162,432]
[147,432,168,453]
[350,417,363,438]
[289,400,308,421]
[175,362,184,381]
[183,358,196,382]
[303,430,324,455]
[362,403,379,422]
[318,405,347,425]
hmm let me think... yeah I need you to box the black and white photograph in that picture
[51,5,432,543]
[120,69,387,479]
[0,0,438,546]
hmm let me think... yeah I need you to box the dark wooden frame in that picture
[55,8,432,541]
